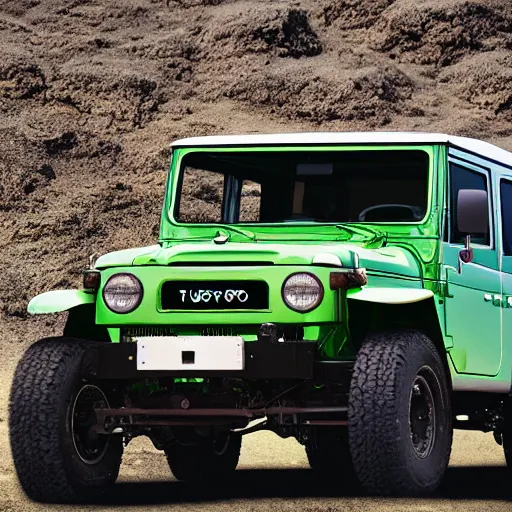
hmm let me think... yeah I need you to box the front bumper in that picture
[81,339,354,381]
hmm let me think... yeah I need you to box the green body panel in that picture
[95,245,161,269]
[27,289,94,315]
[99,242,422,276]
[27,140,512,393]
[96,264,341,326]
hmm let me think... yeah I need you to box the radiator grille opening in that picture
[200,326,236,337]
[121,325,239,341]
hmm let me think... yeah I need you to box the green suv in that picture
[9,132,512,502]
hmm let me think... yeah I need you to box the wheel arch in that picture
[28,289,95,315]
[347,292,452,390]
[63,304,110,342]
[27,289,109,342]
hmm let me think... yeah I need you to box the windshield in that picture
[173,149,430,225]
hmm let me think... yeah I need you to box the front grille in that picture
[122,326,177,341]
[121,325,241,341]
[161,280,269,310]
[201,326,236,336]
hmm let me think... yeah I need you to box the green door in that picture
[498,176,512,384]
[442,158,502,376]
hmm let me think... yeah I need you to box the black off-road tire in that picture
[165,432,241,481]
[9,337,123,503]
[305,427,357,483]
[348,330,452,497]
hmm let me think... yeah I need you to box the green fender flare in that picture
[27,290,95,315]
[347,286,434,304]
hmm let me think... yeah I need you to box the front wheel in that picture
[9,338,123,503]
[165,431,241,481]
[348,330,452,497]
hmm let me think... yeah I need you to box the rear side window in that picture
[449,163,491,246]
[501,180,512,256]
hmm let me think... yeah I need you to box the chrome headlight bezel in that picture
[281,272,324,313]
[102,272,143,314]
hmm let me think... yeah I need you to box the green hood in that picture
[95,242,421,279]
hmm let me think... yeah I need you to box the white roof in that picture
[170,131,512,168]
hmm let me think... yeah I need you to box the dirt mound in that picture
[371,1,512,66]
[0,56,46,100]
[206,6,322,58]
[321,0,396,29]
[0,169,166,318]
[439,51,512,116]
[225,65,414,124]
[47,61,165,130]
[0,0,40,17]
[0,131,46,210]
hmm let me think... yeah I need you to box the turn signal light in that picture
[83,270,101,291]
[329,269,367,290]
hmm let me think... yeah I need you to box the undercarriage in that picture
[81,338,354,444]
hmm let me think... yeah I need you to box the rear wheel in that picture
[504,399,512,470]
[348,330,452,497]
[165,430,241,481]
[305,427,356,477]
[9,337,123,503]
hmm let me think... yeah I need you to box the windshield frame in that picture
[160,144,437,241]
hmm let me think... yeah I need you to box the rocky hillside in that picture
[2,0,512,327]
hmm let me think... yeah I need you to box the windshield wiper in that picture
[212,225,256,244]
[335,223,387,245]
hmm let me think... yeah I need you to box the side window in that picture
[176,167,223,223]
[239,180,261,222]
[501,180,512,256]
[449,163,491,246]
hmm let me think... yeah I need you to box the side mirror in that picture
[456,189,489,268]
[457,189,489,235]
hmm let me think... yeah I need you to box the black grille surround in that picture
[161,280,269,310]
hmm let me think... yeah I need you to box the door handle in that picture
[484,293,503,307]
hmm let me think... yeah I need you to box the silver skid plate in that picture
[136,336,245,371]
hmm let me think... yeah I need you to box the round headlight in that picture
[103,273,143,314]
[282,273,323,312]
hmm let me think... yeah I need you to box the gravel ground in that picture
[1,323,510,512]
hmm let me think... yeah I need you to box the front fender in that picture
[347,287,433,304]
[27,290,95,315]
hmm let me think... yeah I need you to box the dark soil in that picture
[1,0,512,324]
[370,1,512,67]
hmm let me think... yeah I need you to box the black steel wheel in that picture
[409,370,437,459]
[71,384,112,465]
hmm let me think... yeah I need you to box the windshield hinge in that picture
[213,231,229,244]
